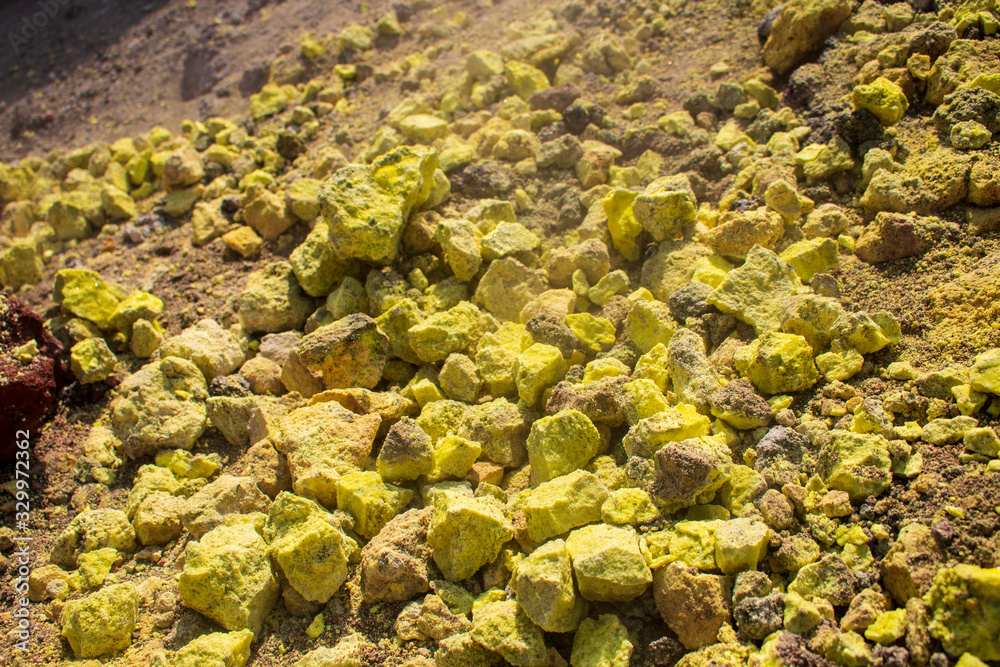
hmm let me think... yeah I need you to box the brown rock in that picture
[881,523,946,605]
[242,439,292,499]
[854,212,942,264]
[181,475,271,539]
[653,562,732,650]
[417,594,473,641]
[360,508,437,602]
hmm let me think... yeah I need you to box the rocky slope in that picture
[1,0,1000,666]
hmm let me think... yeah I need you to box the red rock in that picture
[0,296,65,460]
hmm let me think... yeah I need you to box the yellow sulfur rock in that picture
[519,470,609,543]
[601,488,660,525]
[266,492,358,604]
[60,582,138,658]
[527,409,601,485]
[566,313,616,353]
[513,538,588,633]
[428,490,513,582]
[566,524,652,602]
[336,471,413,539]
[173,630,254,667]
[734,332,820,394]
[779,237,839,282]
[624,299,676,354]
[603,188,641,261]
[505,61,549,100]
[427,435,482,482]
[514,343,567,407]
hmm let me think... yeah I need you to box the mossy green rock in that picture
[926,564,1000,661]
[527,409,601,485]
[179,520,280,633]
[514,343,567,407]
[427,490,514,582]
[408,301,481,363]
[817,429,892,501]
[519,470,609,543]
[632,174,698,241]
[70,338,117,384]
[54,269,124,330]
[336,470,413,539]
[513,538,588,632]
[319,145,438,265]
[173,629,254,667]
[571,614,633,667]
[707,245,801,334]
[734,332,820,395]
[60,582,138,658]
[110,356,208,459]
[472,599,547,667]
[565,524,652,602]
[265,492,359,604]
[970,348,1000,395]
[852,77,909,126]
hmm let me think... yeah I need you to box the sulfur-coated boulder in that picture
[570,614,633,667]
[925,564,1000,661]
[173,630,253,667]
[53,269,124,331]
[526,409,600,485]
[817,429,892,501]
[514,343,567,407]
[181,474,271,539]
[178,519,280,634]
[472,599,547,667]
[237,262,314,335]
[762,0,853,75]
[275,401,381,507]
[519,470,608,543]
[376,417,435,482]
[653,562,732,650]
[734,332,820,395]
[408,301,481,363]
[632,174,698,241]
[60,582,138,658]
[336,470,413,539]
[160,319,245,382]
[292,314,389,390]
[427,490,514,582]
[264,492,358,604]
[513,538,588,632]
[565,524,652,602]
[319,146,438,265]
[706,245,801,334]
[110,356,208,459]
[360,508,435,602]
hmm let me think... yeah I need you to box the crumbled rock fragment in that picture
[471,599,547,667]
[881,523,946,605]
[161,319,245,382]
[707,245,801,334]
[291,314,389,391]
[377,417,435,482]
[925,565,1000,662]
[265,492,358,604]
[519,470,608,543]
[336,470,413,539]
[70,338,117,384]
[734,332,820,395]
[275,401,381,507]
[526,408,600,485]
[570,614,633,667]
[237,262,313,335]
[173,630,253,667]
